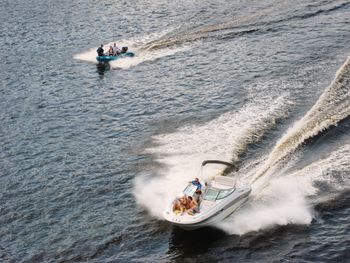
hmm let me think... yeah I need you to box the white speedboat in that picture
[163,160,251,230]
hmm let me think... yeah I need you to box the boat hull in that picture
[163,187,251,230]
[96,52,135,62]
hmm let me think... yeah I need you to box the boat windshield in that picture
[217,188,235,199]
[203,188,219,201]
[183,184,197,196]
[203,188,235,201]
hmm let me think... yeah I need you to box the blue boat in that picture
[96,52,135,62]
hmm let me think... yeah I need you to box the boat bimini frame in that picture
[163,160,251,230]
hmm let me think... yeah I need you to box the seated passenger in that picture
[96,44,104,56]
[187,196,199,215]
[172,199,183,214]
[112,43,121,56]
[172,195,190,215]
[108,46,114,56]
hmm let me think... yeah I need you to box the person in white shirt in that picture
[112,43,121,56]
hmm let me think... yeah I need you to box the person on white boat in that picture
[172,199,183,214]
[172,196,190,215]
[172,195,199,216]
[187,196,199,215]
[190,178,202,191]
[190,177,202,202]
[112,43,121,56]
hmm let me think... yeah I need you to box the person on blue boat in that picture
[97,44,104,56]
[112,43,121,56]
[108,46,114,56]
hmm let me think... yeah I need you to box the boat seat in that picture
[214,176,235,188]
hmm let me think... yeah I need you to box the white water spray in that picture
[217,143,350,235]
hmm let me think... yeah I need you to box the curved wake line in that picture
[142,8,275,50]
[133,94,292,218]
[142,0,349,50]
[250,56,350,184]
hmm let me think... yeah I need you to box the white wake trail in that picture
[218,57,350,235]
[134,95,291,218]
[251,56,350,184]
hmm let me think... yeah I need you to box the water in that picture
[1,0,350,262]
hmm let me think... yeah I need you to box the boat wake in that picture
[134,56,350,234]
[250,56,350,185]
[73,30,189,69]
[134,92,292,218]
[74,1,349,70]
[219,56,350,234]
[142,0,350,51]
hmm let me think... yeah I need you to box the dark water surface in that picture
[1,0,350,262]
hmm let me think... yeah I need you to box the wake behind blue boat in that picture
[96,43,135,62]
